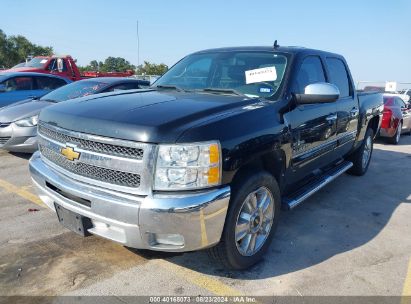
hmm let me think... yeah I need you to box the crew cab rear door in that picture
[284,55,338,182]
[325,57,358,156]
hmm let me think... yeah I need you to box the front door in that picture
[0,76,36,108]
[284,56,338,184]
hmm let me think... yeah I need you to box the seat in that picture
[227,65,246,87]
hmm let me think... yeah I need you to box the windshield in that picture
[40,81,107,102]
[12,62,26,68]
[154,51,288,98]
[25,58,49,68]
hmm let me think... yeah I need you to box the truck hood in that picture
[0,99,52,123]
[39,90,260,143]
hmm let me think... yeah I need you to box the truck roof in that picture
[34,55,72,59]
[193,46,344,58]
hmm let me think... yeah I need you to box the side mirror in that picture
[0,84,6,92]
[293,83,340,104]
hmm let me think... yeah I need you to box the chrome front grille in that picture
[38,123,144,160]
[0,137,10,145]
[37,122,156,195]
[39,145,141,187]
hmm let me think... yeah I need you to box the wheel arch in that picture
[230,149,286,193]
[367,115,380,138]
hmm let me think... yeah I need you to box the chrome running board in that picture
[282,161,353,210]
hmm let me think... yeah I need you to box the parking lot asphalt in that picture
[0,136,410,299]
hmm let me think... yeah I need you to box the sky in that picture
[1,0,410,83]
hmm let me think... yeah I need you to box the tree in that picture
[89,60,99,71]
[79,57,135,72]
[0,29,53,68]
[0,30,8,68]
[136,61,168,76]
[101,57,135,72]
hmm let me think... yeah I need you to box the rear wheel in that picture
[347,128,374,176]
[388,121,402,144]
[208,171,281,270]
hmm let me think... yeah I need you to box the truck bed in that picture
[81,70,135,78]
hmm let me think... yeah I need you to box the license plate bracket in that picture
[54,203,92,236]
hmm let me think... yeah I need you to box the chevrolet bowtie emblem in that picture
[61,146,80,161]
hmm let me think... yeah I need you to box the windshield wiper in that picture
[155,85,185,92]
[39,98,58,103]
[201,88,246,97]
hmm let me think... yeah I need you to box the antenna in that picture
[137,20,140,68]
[273,40,280,49]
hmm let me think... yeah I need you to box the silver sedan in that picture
[0,101,42,152]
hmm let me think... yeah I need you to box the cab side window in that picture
[47,59,57,71]
[56,58,67,72]
[47,59,67,72]
[295,56,326,94]
[326,58,351,98]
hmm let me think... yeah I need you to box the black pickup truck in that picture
[29,46,383,269]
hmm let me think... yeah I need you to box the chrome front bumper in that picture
[29,152,230,252]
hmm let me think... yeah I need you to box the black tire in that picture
[347,128,374,176]
[387,121,402,144]
[208,171,281,270]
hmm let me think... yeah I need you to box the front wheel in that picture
[347,128,374,176]
[208,171,281,270]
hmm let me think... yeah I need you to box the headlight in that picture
[154,141,221,190]
[14,115,39,127]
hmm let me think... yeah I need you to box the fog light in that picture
[152,233,185,246]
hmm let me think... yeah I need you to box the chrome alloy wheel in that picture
[362,135,372,169]
[235,186,275,256]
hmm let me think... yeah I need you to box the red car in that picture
[3,56,135,82]
[380,95,411,144]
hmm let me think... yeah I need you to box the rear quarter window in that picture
[36,77,67,90]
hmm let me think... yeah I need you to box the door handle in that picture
[350,108,359,117]
[326,114,337,122]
